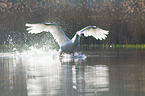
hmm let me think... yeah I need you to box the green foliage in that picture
[93,43,145,50]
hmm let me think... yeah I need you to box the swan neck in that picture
[72,34,80,43]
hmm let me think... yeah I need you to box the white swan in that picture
[26,23,109,56]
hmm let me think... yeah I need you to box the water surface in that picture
[0,50,145,96]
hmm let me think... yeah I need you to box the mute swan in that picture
[26,23,109,56]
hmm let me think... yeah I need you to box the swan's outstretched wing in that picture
[79,26,109,40]
[26,23,70,46]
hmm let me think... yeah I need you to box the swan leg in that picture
[72,52,74,57]
[60,51,62,57]
[59,49,62,57]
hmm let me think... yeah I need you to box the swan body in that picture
[26,23,109,55]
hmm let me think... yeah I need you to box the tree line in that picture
[0,0,145,47]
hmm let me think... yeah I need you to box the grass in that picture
[1,43,145,52]
[109,44,145,50]
[81,43,145,50]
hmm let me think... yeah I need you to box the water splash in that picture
[0,45,87,62]
[0,34,86,61]
[61,52,87,63]
[0,46,59,58]
[19,46,59,57]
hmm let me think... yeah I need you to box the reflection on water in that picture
[0,50,145,96]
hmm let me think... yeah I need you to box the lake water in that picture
[0,50,145,96]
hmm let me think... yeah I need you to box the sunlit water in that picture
[0,49,145,96]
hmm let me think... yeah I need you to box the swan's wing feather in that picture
[26,23,70,46]
[80,26,109,40]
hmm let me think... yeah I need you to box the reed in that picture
[1,43,145,52]
[80,43,145,50]
[0,0,145,44]
[102,44,145,50]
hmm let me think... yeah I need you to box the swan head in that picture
[76,31,84,36]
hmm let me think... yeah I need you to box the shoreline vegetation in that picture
[1,43,145,53]
[80,43,145,50]
[0,0,145,45]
